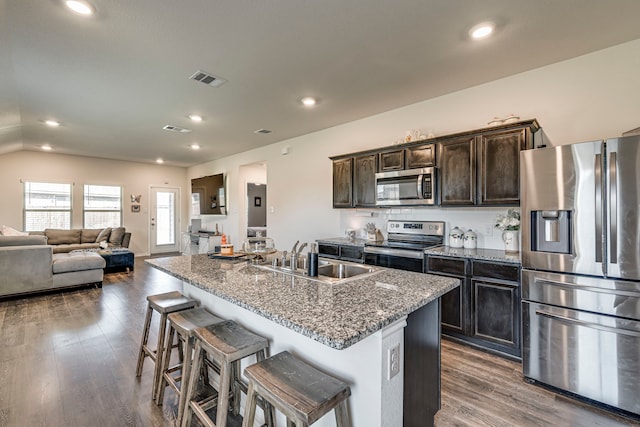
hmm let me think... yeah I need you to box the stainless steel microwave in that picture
[375,167,436,206]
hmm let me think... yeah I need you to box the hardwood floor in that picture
[0,257,638,427]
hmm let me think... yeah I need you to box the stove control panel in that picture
[386,221,445,236]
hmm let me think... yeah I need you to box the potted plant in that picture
[495,209,520,253]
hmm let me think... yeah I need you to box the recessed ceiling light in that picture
[189,143,201,150]
[301,97,317,107]
[188,114,203,122]
[41,144,52,151]
[469,22,495,40]
[44,120,60,127]
[156,158,164,164]
[65,0,94,16]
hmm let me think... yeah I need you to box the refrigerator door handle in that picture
[535,309,640,338]
[609,152,618,264]
[533,277,640,297]
[595,153,603,263]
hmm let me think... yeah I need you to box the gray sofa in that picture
[28,227,131,253]
[0,235,106,298]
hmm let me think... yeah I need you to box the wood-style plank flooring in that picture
[0,257,638,427]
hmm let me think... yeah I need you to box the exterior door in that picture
[150,186,180,254]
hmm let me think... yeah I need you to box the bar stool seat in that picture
[156,307,225,425]
[135,291,197,401]
[183,320,272,427]
[242,351,352,427]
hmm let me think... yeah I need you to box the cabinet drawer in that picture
[427,256,467,276]
[318,243,340,258]
[340,245,364,262]
[472,261,519,282]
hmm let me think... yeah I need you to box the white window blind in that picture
[24,182,72,231]
[83,184,122,228]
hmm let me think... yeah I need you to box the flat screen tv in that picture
[191,173,226,215]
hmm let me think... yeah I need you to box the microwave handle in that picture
[417,174,423,198]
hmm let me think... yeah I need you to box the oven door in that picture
[375,168,435,206]
[364,246,424,272]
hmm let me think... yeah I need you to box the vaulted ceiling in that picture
[2,0,640,166]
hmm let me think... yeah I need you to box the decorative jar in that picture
[502,230,519,253]
[463,229,477,249]
[449,226,464,248]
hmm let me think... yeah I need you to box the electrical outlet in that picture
[484,224,493,236]
[388,344,400,379]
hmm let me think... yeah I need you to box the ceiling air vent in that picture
[254,129,272,134]
[162,124,192,133]
[190,70,227,88]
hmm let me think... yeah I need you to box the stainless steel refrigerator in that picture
[521,136,640,416]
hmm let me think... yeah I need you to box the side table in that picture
[99,249,135,273]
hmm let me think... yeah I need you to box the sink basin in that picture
[255,259,380,284]
[316,263,377,279]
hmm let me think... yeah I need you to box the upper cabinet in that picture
[330,119,542,208]
[332,157,353,208]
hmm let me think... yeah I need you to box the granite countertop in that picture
[146,255,458,350]
[424,246,521,264]
[315,237,368,246]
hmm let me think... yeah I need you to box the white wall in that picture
[188,39,640,251]
[0,151,188,256]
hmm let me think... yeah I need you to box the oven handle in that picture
[363,246,424,259]
[535,309,640,337]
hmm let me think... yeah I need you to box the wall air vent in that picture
[162,125,192,133]
[254,129,272,134]
[189,70,227,88]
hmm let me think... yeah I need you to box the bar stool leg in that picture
[256,349,276,427]
[216,361,232,427]
[243,381,258,427]
[182,340,203,427]
[135,304,153,376]
[176,335,195,426]
[335,400,351,426]
[155,323,177,405]
[152,312,170,401]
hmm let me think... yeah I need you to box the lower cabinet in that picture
[317,242,364,263]
[426,255,521,359]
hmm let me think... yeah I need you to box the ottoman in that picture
[52,251,106,289]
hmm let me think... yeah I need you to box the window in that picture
[83,184,122,228]
[24,181,72,231]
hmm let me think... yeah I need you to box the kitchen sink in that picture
[255,259,380,284]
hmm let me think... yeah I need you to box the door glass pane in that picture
[156,191,175,245]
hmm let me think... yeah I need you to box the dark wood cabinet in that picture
[406,143,436,169]
[479,128,528,204]
[426,255,521,359]
[378,149,404,171]
[318,242,364,262]
[439,137,476,206]
[353,154,377,207]
[332,158,353,208]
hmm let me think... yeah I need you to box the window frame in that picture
[23,181,73,231]
[82,184,123,229]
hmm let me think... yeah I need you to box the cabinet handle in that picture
[535,309,640,338]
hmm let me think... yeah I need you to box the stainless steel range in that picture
[364,220,445,272]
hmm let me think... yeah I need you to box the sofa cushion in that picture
[52,252,106,273]
[52,243,100,254]
[81,229,102,243]
[0,235,48,247]
[108,227,126,246]
[45,229,81,245]
[1,225,28,236]
[95,227,112,243]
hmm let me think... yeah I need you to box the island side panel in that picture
[404,298,441,427]
[183,282,406,427]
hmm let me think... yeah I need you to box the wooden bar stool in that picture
[182,320,273,427]
[155,307,225,426]
[242,351,352,427]
[135,291,197,400]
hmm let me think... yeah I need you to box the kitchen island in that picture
[146,254,458,426]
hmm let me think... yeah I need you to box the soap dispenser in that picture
[307,243,318,277]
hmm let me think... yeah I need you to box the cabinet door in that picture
[479,129,526,205]
[332,158,353,208]
[318,243,340,259]
[471,278,520,354]
[441,278,470,334]
[440,137,476,205]
[340,245,364,262]
[353,154,377,207]
[378,149,404,171]
[406,143,436,168]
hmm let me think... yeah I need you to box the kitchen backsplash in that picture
[340,207,516,250]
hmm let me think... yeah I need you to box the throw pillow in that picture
[108,227,126,246]
[1,225,28,236]
[95,227,112,243]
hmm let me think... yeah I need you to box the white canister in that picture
[449,226,464,248]
[463,229,477,249]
